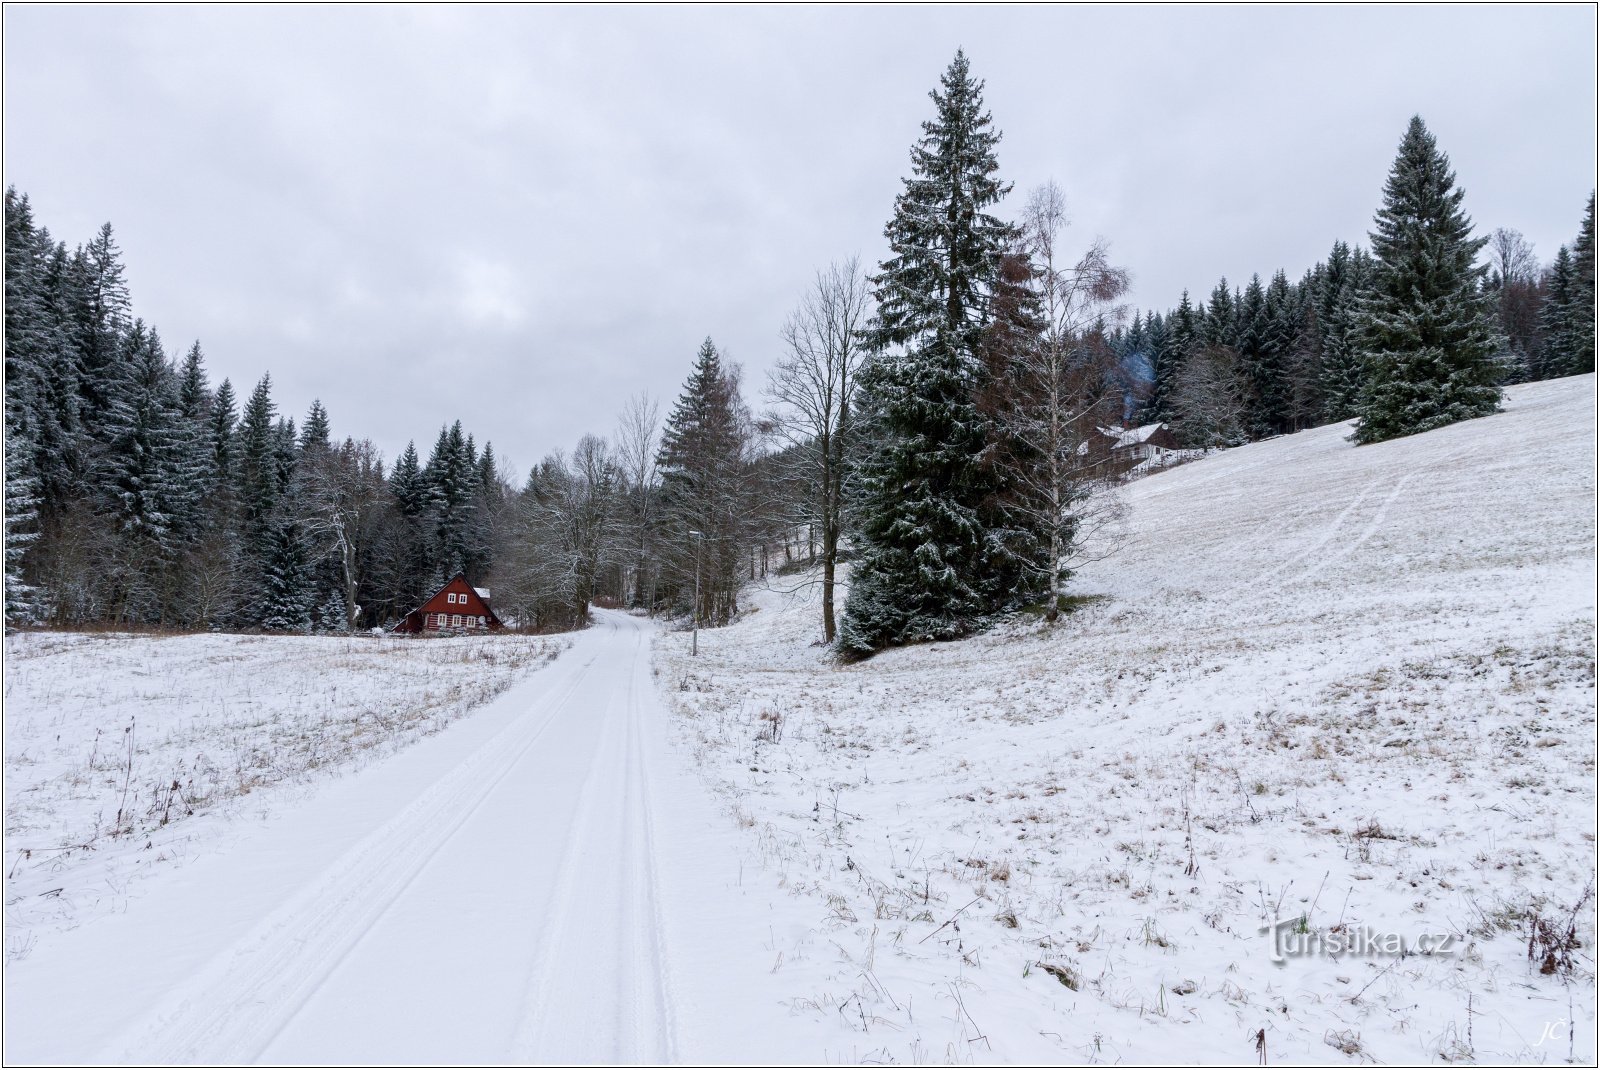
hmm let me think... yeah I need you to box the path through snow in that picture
[4,612,826,1063]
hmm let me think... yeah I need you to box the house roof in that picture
[1113,423,1170,448]
[392,572,503,631]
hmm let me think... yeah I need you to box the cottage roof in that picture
[1113,423,1170,448]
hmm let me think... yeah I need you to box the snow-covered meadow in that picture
[655,375,1598,1064]
[3,630,566,957]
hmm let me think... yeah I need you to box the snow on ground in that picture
[4,629,567,959]
[2,614,854,1064]
[655,375,1598,1065]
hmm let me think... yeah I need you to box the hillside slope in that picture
[655,374,1598,1065]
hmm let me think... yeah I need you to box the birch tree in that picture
[998,181,1131,621]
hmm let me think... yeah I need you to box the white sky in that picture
[4,5,1595,472]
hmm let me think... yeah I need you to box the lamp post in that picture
[689,529,704,656]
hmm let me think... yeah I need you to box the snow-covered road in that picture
[5,612,824,1064]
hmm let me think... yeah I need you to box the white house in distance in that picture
[1107,422,1181,466]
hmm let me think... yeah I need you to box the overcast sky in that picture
[4,5,1595,472]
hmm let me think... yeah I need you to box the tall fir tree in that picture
[177,341,211,420]
[1353,117,1502,444]
[656,337,749,625]
[840,50,1030,657]
[209,378,238,486]
[1568,192,1595,373]
[72,223,132,431]
[300,399,332,452]
[1539,246,1577,378]
[1318,242,1369,421]
[237,375,280,547]
[1151,294,1195,423]
[1204,279,1237,349]
[1235,273,1288,437]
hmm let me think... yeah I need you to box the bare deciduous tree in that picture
[295,438,389,629]
[1487,227,1544,379]
[614,393,661,610]
[765,256,871,642]
[996,182,1132,621]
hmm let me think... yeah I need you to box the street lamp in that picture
[689,529,704,656]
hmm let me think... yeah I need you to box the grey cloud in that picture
[4,5,1593,471]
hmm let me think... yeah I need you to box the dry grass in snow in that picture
[656,375,1597,1065]
[3,630,567,958]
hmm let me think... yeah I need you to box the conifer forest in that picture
[7,51,1593,653]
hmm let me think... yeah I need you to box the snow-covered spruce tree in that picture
[1235,273,1287,438]
[656,337,751,626]
[1318,242,1370,421]
[258,522,312,632]
[1352,117,1502,444]
[1569,192,1596,374]
[424,421,482,580]
[96,323,202,622]
[1204,279,1237,350]
[1540,246,1578,378]
[839,50,1028,657]
[299,399,332,453]
[71,223,132,435]
[3,405,41,627]
[1158,295,1196,425]
[236,375,281,549]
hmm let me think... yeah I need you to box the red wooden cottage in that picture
[393,573,504,634]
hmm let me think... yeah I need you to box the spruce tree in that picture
[209,378,238,485]
[1353,117,1502,444]
[300,399,332,452]
[1204,279,1237,349]
[3,412,40,625]
[1150,297,1192,424]
[1167,292,1201,385]
[1568,192,1595,373]
[237,375,280,546]
[657,337,748,625]
[1318,242,1368,420]
[72,223,132,430]
[101,323,186,541]
[177,342,211,420]
[1539,246,1577,378]
[839,50,1023,657]
[1236,274,1287,437]
[258,523,311,631]
[388,441,435,610]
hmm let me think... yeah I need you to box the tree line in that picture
[0,190,819,635]
[1120,158,1595,450]
[7,53,1595,657]
[3,192,517,630]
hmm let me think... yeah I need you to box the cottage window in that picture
[447,592,457,604]
[452,614,462,627]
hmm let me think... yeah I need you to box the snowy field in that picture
[656,375,1598,1065]
[3,630,566,958]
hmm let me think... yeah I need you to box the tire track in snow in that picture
[1279,470,1417,588]
[622,623,678,1062]
[504,619,677,1062]
[97,644,608,1065]
[1230,475,1385,594]
[504,635,632,1061]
